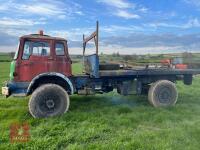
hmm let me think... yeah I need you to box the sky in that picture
[0,0,200,54]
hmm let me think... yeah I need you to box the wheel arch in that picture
[27,72,74,95]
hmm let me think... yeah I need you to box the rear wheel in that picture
[29,84,70,118]
[148,80,178,107]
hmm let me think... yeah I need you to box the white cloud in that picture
[116,10,140,19]
[0,27,200,54]
[101,25,143,33]
[49,27,95,41]
[0,46,18,52]
[0,1,168,41]
[58,15,67,20]
[0,2,9,11]
[97,0,140,19]
[148,23,180,28]
[18,3,65,17]
[50,24,145,41]
[184,0,200,7]
[148,18,200,29]
[138,7,148,13]
[0,27,35,37]
[97,0,134,9]
[183,18,200,28]
[102,46,184,55]
[0,17,46,26]
[0,0,83,20]
[75,11,84,15]
[68,45,191,55]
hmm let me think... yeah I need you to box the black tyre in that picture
[29,84,70,118]
[148,80,178,107]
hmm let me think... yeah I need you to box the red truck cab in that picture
[11,31,72,82]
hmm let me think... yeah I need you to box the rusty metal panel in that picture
[84,54,99,78]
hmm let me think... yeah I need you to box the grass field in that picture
[0,60,200,149]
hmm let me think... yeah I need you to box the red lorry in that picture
[2,22,200,118]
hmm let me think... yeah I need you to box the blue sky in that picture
[0,0,200,54]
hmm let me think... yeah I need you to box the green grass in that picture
[0,61,200,149]
[0,54,12,62]
[72,63,83,75]
[0,62,10,93]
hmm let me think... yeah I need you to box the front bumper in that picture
[1,81,29,97]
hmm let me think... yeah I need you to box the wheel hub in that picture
[158,88,171,103]
[46,99,55,109]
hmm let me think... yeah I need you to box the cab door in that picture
[54,41,72,76]
[16,39,53,82]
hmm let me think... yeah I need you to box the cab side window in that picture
[55,43,65,56]
[22,41,32,60]
[22,41,50,60]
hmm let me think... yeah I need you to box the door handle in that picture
[23,62,33,66]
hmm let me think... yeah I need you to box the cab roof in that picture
[21,34,67,41]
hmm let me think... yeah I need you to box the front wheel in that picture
[148,80,178,107]
[29,84,70,118]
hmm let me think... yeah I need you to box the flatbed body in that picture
[99,68,200,77]
[3,67,200,97]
